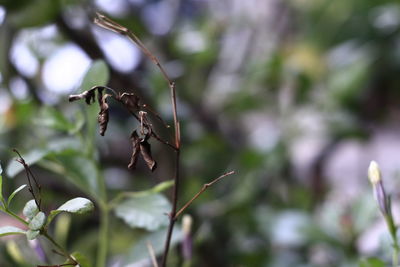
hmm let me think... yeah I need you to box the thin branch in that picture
[13,149,42,211]
[146,241,159,267]
[175,171,235,219]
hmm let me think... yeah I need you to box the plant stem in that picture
[161,149,180,267]
[174,171,235,219]
[97,203,109,267]
[43,232,76,264]
[385,215,399,267]
[5,209,28,225]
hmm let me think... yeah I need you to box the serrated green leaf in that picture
[26,229,40,240]
[80,60,110,91]
[7,184,27,207]
[29,211,46,231]
[114,194,171,231]
[23,200,39,220]
[0,226,26,237]
[47,198,94,225]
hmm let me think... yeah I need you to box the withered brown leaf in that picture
[128,131,157,171]
[119,93,140,113]
[140,136,157,171]
[128,131,141,170]
[69,88,96,104]
[98,90,110,136]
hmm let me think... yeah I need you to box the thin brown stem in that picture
[161,149,180,267]
[175,171,235,219]
[13,149,42,211]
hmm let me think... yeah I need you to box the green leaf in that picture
[26,229,40,240]
[0,226,26,237]
[359,258,386,267]
[45,154,102,200]
[123,226,183,265]
[71,252,92,267]
[29,211,46,231]
[23,200,39,220]
[80,60,110,91]
[7,0,60,28]
[114,194,171,231]
[7,184,27,207]
[33,107,75,133]
[6,138,82,178]
[7,149,48,178]
[47,197,94,225]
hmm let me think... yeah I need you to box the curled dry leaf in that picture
[119,93,140,113]
[68,88,96,104]
[140,137,157,171]
[97,89,110,136]
[128,131,157,171]
[128,131,141,170]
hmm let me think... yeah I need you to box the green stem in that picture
[5,209,28,225]
[97,203,109,267]
[385,215,399,267]
[43,232,76,264]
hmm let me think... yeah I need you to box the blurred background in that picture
[1,0,400,266]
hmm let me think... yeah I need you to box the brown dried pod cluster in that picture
[128,131,157,171]
[69,86,158,171]
[69,87,110,136]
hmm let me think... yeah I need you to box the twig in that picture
[146,241,159,267]
[175,171,235,219]
[13,149,42,211]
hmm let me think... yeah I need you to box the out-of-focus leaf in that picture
[80,60,110,91]
[28,211,46,231]
[0,226,26,237]
[47,197,94,225]
[6,137,83,177]
[23,199,39,220]
[7,0,60,28]
[359,258,386,267]
[26,229,40,240]
[45,154,102,200]
[114,194,171,231]
[7,184,27,207]
[71,251,92,267]
[7,149,48,178]
[123,226,183,265]
[33,107,75,133]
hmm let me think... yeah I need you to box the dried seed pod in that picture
[140,136,157,171]
[98,93,110,136]
[119,93,140,113]
[128,131,141,170]
[68,88,96,104]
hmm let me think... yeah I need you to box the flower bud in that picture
[368,161,382,185]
